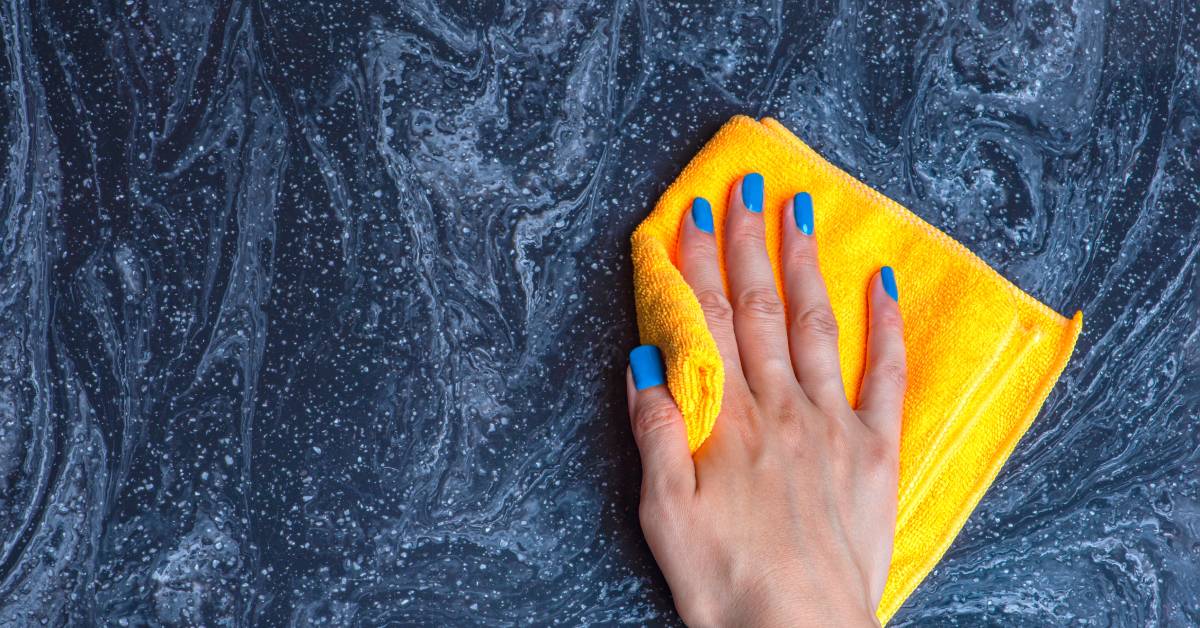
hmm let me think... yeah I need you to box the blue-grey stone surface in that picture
[1,0,1197,625]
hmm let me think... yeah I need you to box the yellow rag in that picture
[630,115,1082,622]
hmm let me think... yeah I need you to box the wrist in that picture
[709,571,879,628]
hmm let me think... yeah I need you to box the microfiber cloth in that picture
[630,115,1082,622]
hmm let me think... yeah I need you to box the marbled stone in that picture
[0,0,1197,625]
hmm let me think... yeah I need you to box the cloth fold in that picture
[630,115,1082,622]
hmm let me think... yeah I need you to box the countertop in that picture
[1,0,1197,624]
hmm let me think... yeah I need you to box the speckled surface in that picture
[1,0,1197,625]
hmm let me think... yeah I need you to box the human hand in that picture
[626,173,906,627]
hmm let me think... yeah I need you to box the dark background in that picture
[1,0,1197,624]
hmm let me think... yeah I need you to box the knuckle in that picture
[822,418,850,452]
[642,473,690,504]
[634,401,681,443]
[730,221,767,247]
[757,357,797,383]
[734,286,785,317]
[791,306,840,341]
[862,436,899,478]
[786,242,821,270]
[875,360,908,391]
[683,230,718,258]
[875,307,905,333]
[694,288,734,324]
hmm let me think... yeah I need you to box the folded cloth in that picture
[630,115,1082,623]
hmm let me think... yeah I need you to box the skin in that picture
[625,175,907,627]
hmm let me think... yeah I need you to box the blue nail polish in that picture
[742,172,764,213]
[881,266,899,302]
[630,345,666,390]
[793,192,814,235]
[691,198,714,234]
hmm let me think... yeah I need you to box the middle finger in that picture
[723,173,794,396]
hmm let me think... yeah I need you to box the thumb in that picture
[626,346,695,497]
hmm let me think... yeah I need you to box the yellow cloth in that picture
[630,115,1082,622]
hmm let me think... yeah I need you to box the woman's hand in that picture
[626,174,906,627]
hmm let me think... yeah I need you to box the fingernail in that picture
[881,266,899,302]
[742,172,764,213]
[629,345,666,390]
[691,198,714,234]
[793,192,814,235]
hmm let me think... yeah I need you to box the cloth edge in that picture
[877,310,1083,623]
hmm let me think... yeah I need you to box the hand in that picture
[626,174,906,627]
